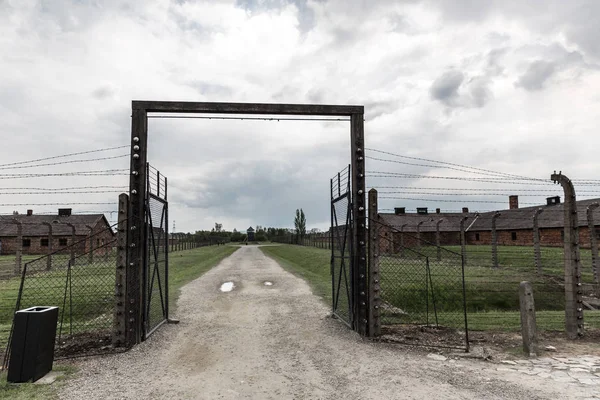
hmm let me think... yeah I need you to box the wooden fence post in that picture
[114,193,128,347]
[533,208,544,274]
[417,221,425,249]
[86,224,94,264]
[42,222,53,270]
[12,219,22,276]
[368,189,381,337]
[65,223,76,264]
[436,219,443,261]
[399,223,407,256]
[460,217,468,266]
[551,172,584,339]
[491,212,500,269]
[519,281,537,356]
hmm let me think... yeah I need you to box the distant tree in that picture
[215,223,223,233]
[294,209,306,243]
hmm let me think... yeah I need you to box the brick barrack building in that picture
[377,196,600,252]
[0,208,115,256]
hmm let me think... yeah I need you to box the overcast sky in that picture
[1,0,600,233]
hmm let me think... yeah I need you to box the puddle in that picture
[263,281,273,286]
[220,282,235,292]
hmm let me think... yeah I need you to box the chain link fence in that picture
[2,223,120,366]
[370,217,468,349]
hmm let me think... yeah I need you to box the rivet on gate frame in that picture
[131,190,137,195]
[133,154,140,159]
[133,145,140,151]
[133,137,140,143]
[132,171,139,176]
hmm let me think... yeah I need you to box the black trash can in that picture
[7,306,59,383]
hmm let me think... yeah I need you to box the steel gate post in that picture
[351,112,368,336]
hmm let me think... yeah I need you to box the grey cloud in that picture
[430,70,464,105]
[365,100,398,119]
[306,88,324,103]
[431,70,495,108]
[189,81,233,97]
[431,0,600,60]
[515,60,556,91]
[235,0,318,33]
[92,84,118,99]
[467,77,492,108]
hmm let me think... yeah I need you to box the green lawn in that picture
[260,245,332,304]
[0,245,237,398]
[259,244,600,332]
[0,255,40,279]
[168,245,238,315]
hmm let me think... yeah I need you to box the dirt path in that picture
[59,246,596,399]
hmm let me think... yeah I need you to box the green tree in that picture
[294,209,306,243]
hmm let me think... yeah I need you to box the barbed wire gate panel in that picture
[144,164,169,339]
[127,101,370,344]
[331,166,354,327]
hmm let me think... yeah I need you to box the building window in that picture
[561,230,565,240]
[40,238,49,247]
[511,232,517,241]
[23,239,31,247]
[475,233,480,241]
[59,238,68,246]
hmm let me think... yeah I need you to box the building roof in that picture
[378,198,600,233]
[247,227,255,232]
[0,214,113,237]
[378,212,478,233]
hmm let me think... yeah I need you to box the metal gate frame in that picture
[127,101,368,346]
[143,165,169,339]
[331,166,354,327]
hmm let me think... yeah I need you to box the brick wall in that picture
[0,219,114,256]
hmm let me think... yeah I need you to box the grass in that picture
[0,365,76,400]
[259,244,600,332]
[167,245,238,314]
[0,255,40,279]
[0,245,238,399]
[0,245,238,350]
[260,245,332,304]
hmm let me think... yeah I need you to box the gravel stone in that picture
[57,246,600,400]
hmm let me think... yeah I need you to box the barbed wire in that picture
[0,170,128,179]
[0,145,129,168]
[365,148,541,180]
[0,186,128,191]
[0,154,128,171]
[0,202,115,206]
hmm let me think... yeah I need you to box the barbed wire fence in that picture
[0,145,130,361]
[364,147,600,342]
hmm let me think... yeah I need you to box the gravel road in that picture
[59,246,595,399]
